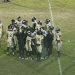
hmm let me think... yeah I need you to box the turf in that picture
[0,0,75,75]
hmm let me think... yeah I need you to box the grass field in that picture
[0,0,75,75]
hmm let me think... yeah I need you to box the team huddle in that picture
[0,16,62,61]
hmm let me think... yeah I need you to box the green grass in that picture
[0,0,75,75]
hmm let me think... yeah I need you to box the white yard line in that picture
[58,57,63,75]
[47,0,63,75]
[47,0,54,26]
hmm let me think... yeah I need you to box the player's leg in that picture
[57,42,62,57]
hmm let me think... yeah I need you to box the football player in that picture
[55,27,62,57]
[7,27,14,55]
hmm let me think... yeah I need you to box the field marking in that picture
[47,0,54,27]
[47,0,63,75]
[58,57,63,75]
